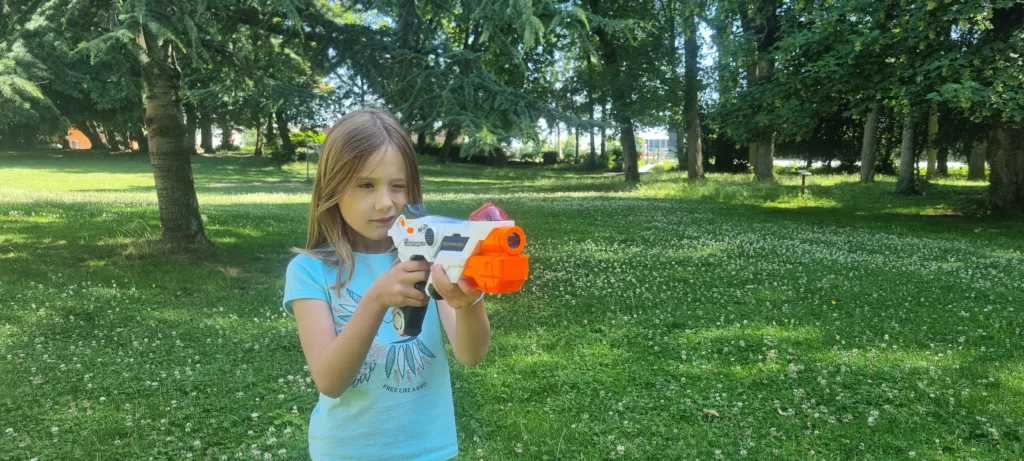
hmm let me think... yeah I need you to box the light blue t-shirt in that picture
[283,251,458,461]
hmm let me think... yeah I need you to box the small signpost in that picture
[799,169,812,195]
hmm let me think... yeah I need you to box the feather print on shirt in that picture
[334,287,436,389]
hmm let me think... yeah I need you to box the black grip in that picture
[394,255,429,336]
[393,305,427,337]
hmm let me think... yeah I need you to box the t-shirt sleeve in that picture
[283,254,330,316]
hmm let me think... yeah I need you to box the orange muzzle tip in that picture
[463,226,529,293]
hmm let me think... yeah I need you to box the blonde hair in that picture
[295,108,424,298]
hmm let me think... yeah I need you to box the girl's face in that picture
[338,145,410,253]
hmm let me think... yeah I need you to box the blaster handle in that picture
[392,256,439,337]
[392,304,427,337]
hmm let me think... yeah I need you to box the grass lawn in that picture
[1,149,1023,460]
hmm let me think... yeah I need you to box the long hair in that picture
[294,108,424,298]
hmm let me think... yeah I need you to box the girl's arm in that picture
[292,260,430,398]
[438,299,490,366]
[433,265,491,366]
[292,297,388,398]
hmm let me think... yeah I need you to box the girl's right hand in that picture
[366,259,431,311]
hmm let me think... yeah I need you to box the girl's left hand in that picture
[430,264,484,310]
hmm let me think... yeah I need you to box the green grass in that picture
[2,148,1023,460]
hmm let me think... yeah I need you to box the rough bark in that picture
[860,104,881,183]
[619,116,641,183]
[218,116,234,151]
[275,110,295,160]
[752,2,780,182]
[968,140,987,180]
[574,125,580,163]
[896,113,917,195]
[925,105,938,179]
[75,119,107,149]
[987,114,1024,211]
[591,9,639,182]
[937,143,949,176]
[986,3,1024,211]
[254,118,265,157]
[133,125,149,155]
[138,26,208,246]
[439,126,460,164]
[684,13,704,180]
[184,104,198,155]
[600,101,607,163]
[199,113,215,153]
[265,114,276,144]
[105,128,123,151]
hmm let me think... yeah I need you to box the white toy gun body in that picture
[387,203,528,336]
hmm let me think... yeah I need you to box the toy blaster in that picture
[387,202,529,337]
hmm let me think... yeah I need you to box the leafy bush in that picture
[290,130,325,149]
[542,151,559,165]
[608,146,623,171]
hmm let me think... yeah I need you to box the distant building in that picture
[66,128,139,150]
[66,128,95,149]
[639,130,678,163]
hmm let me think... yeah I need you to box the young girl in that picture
[282,108,491,460]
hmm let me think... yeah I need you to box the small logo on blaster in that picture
[439,234,469,252]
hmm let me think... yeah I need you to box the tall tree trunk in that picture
[439,125,460,164]
[589,102,597,168]
[265,114,276,144]
[968,140,987,180]
[600,101,607,162]
[619,117,641,183]
[755,136,775,181]
[675,126,686,169]
[184,104,198,155]
[896,113,917,195]
[937,143,949,176]
[416,130,427,154]
[987,114,1024,211]
[574,125,580,163]
[860,104,881,183]
[105,128,123,151]
[276,110,295,161]
[137,28,208,246]
[751,1,780,181]
[925,104,938,179]
[556,121,562,159]
[199,113,215,153]
[984,4,1024,210]
[76,120,107,150]
[254,118,265,157]
[591,10,639,182]
[684,13,704,180]
[133,125,149,155]
[218,116,234,151]
[741,11,759,172]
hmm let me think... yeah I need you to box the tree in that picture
[936,1,1024,211]
[580,0,674,183]
[683,7,704,179]
[109,0,211,245]
[896,112,917,195]
[0,0,63,147]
